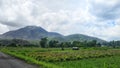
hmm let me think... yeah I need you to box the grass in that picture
[1,49,60,68]
[1,47,120,68]
[54,56,120,68]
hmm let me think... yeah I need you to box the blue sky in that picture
[0,0,120,41]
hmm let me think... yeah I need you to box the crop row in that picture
[25,50,120,62]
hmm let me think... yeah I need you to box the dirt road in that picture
[0,52,39,68]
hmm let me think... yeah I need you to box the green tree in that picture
[87,40,97,47]
[60,42,65,50]
[40,37,48,48]
[72,41,83,47]
[49,40,59,47]
[96,43,101,47]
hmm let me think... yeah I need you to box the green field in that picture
[1,47,120,68]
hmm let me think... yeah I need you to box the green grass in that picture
[54,56,120,68]
[1,47,120,68]
[1,49,62,68]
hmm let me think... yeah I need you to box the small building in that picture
[101,45,106,47]
[72,47,79,50]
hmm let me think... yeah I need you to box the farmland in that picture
[1,47,120,68]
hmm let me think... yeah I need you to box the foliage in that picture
[54,56,120,68]
[0,39,35,47]
[40,37,48,48]
[26,49,120,62]
[2,47,120,68]
[103,40,120,48]
[49,40,59,47]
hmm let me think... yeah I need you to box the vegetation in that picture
[0,39,37,47]
[1,47,120,68]
[54,56,120,68]
[39,38,120,48]
[103,40,120,48]
[0,38,120,68]
[1,38,120,48]
[40,37,48,48]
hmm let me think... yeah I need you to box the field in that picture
[1,47,120,68]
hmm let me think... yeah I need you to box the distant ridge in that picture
[64,34,105,43]
[0,26,63,40]
[0,26,106,43]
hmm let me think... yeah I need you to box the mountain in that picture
[0,26,63,40]
[0,26,106,43]
[64,34,105,43]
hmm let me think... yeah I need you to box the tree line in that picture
[0,38,120,48]
[103,40,120,48]
[40,38,120,48]
[0,39,36,47]
[39,37,101,48]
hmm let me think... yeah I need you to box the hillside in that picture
[0,26,106,43]
[0,26,63,40]
[64,34,105,43]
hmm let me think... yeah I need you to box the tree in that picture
[72,41,83,47]
[64,42,72,47]
[83,40,88,48]
[108,40,120,48]
[96,43,101,47]
[40,37,48,48]
[49,40,59,47]
[60,42,65,50]
[87,40,97,47]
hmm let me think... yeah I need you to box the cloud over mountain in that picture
[0,0,120,41]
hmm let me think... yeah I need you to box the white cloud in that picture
[0,0,120,41]
[0,23,9,34]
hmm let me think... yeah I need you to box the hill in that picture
[0,26,106,43]
[0,26,63,40]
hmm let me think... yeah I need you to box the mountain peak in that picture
[1,26,62,40]
[0,26,106,43]
[25,26,40,28]
[22,26,47,33]
[24,26,45,30]
[25,26,38,28]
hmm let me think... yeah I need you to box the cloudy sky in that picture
[0,0,120,41]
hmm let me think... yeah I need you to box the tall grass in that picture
[2,49,61,68]
[54,56,120,68]
[1,47,120,68]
